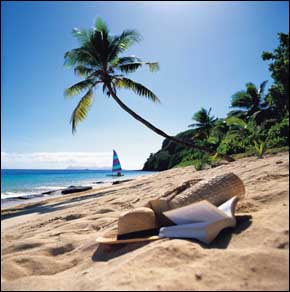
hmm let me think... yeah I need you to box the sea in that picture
[1,169,157,202]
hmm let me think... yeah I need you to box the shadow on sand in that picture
[92,242,148,262]
[91,214,253,262]
[201,214,253,249]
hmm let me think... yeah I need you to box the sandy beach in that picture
[1,152,289,291]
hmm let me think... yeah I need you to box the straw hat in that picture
[96,207,161,244]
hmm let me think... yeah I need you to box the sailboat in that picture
[108,150,124,177]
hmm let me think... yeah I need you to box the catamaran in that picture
[108,150,124,177]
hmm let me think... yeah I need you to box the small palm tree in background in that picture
[64,18,195,149]
[188,107,217,139]
[228,81,268,121]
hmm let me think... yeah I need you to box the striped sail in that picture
[112,150,122,174]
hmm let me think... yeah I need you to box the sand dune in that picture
[1,152,289,291]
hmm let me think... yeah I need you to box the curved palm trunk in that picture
[107,86,196,149]
[107,85,235,162]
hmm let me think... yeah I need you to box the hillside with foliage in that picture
[143,33,289,171]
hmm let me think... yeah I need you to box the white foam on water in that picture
[34,186,64,190]
[1,186,64,200]
[1,190,41,200]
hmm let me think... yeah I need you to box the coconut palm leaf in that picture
[118,30,141,50]
[230,80,268,121]
[117,56,142,64]
[113,77,160,102]
[245,82,258,100]
[64,48,100,67]
[146,62,159,72]
[231,91,252,109]
[71,89,94,133]
[74,65,94,77]
[107,30,141,62]
[64,79,95,97]
[72,28,94,46]
[118,62,143,73]
[95,17,109,35]
[227,109,247,119]
[226,116,247,128]
[258,80,268,96]
[118,62,159,73]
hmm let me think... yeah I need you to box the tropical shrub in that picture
[266,117,289,148]
[217,133,247,155]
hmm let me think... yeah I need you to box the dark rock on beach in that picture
[42,190,59,195]
[112,179,133,185]
[61,186,93,195]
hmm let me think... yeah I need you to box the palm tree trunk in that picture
[107,84,201,149]
[107,84,235,162]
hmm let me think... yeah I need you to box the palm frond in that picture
[146,62,159,72]
[64,48,100,67]
[70,89,94,133]
[110,56,141,67]
[94,18,109,35]
[118,62,143,73]
[227,109,247,119]
[107,30,142,62]
[246,82,258,99]
[117,60,159,74]
[117,56,142,64]
[231,91,252,109]
[258,80,268,96]
[64,79,94,97]
[74,65,94,77]
[188,122,198,128]
[72,28,93,46]
[192,108,210,123]
[226,116,247,129]
[114,77,160,102]
[110,56,134,67]
[118,30,142,50]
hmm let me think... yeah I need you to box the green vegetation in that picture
[143,33,289,171]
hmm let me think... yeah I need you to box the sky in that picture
[1,1,289,169]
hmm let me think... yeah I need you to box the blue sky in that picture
[1,1,289,169]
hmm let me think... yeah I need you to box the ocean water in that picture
[1,169,156,200]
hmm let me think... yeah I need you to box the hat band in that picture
[116,212,176,240]
[117,227,160,240]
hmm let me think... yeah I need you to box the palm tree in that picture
[228,81,268,120]
[188,108,217,139]
[64,18,196,150]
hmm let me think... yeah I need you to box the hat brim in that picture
[96,235,160,245]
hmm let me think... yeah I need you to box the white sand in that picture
[1,152,289,291]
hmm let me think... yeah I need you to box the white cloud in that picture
[1,151,112,169]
